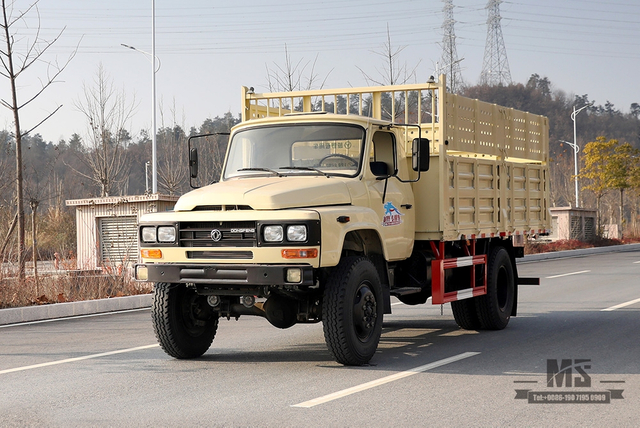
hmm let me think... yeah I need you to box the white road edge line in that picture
[545,270,591,279]
[291,351,480,408]
[0,344,159,375]
[601,297,640,312]
[0,308,151,329]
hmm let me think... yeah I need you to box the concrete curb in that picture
[0,294,152,326]
[520,242,640,263]
[2,243,639,326]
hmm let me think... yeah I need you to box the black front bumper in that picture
[138,263,314,287]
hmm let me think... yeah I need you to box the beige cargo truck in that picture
[135,75,550,366]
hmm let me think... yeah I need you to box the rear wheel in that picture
[451,299,482,330]
[475,247,515,330]
[322,256,384,366]
[152,282,219,359]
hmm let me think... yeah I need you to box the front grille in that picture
[179,221,257,247]
[187,251,253,259]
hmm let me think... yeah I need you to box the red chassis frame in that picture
[429,240,487,304]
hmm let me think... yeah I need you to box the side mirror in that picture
[412,138,430,172]
[189,148,199,178]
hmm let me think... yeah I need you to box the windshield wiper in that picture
[279,166,330,178]
[237,167,283,177]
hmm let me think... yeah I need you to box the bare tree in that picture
[357,24,420,86]
[73,64,136,197]
[354,24,422,121]
[0,131,14,263]
[0,0,75,281]
[265,44,331,93]
[157,99,187,195]
[549,152,576,207]
[24,153,59,293]
[265,43,318,92]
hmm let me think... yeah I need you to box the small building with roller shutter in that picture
[66,194,179,271]
[549,207,597,241]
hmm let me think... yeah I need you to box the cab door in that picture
[366,130,415,261]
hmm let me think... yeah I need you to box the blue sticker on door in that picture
[382,202,403,226]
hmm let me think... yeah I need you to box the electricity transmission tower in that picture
[479,0,512,86]
[439,0,464,93]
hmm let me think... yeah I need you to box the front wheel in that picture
[322,256,384,366]
[152,282,219,359]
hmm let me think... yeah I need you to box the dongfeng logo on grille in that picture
[210,229,222,242]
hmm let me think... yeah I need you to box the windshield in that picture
[223,123,365,180]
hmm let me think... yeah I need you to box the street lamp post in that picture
[145,161,150,193]
[120,1,158,194]
[122,42,160,194]
[560,140,580,208]
[121,52,159,192]
[151,0,156,194]
[565,104,590,207]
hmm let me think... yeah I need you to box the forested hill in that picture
[461,74,640,158]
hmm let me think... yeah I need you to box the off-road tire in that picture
[451,299,482,330]
[152,282,219,359]
[322,256,384,366]
[475,247,515,330]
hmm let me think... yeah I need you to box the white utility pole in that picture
[151,0,157,194]
[569,104,590,207]
[121,1,159,194]
[560,140,580,208]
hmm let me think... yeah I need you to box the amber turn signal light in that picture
[281,249,318,259]
[140,248,163,259]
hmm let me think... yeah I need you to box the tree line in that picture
[462,74,640,236]
[0,111,237,258]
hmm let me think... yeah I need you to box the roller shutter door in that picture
[99,216,138,266]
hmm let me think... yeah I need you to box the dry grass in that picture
[525,236,640,255]
[0,271,151,310]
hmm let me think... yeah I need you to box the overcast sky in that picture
[3,0,640,144]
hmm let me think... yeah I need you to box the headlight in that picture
[141,226,156,243]
[287,225,307,242]
[157,226,176,243]
[263,225,283,242]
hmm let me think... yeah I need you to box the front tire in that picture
[322,256,384,366]
[475,247,515,330]
[152,282,219,359]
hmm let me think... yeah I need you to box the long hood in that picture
[174,176,352,211]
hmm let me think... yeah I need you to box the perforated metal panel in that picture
[584,217,595,240]
[570,216,583,240]
[99,216,138,266]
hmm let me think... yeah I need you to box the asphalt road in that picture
[1,251,639,427]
